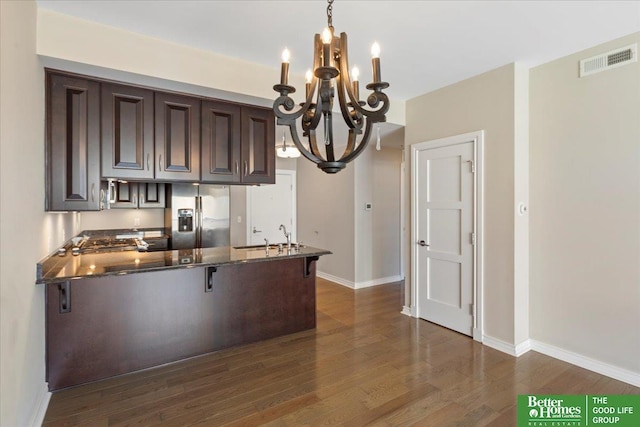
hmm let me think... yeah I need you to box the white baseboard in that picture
[355,275,404,289]
[529,339,640,388]
[317,272,404,290]
[29,382,51,427]
[401,306,413,317]
[317,272,355,289]
[482,335,520,357]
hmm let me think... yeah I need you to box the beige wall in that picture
[530,32,640,373]
[0,1,80,424]
[297,151,357,281]
[355,140,404,284]
[406,64,520,344]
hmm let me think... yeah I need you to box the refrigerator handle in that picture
[195,196,202,248]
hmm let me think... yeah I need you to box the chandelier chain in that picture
[327,0,334,28]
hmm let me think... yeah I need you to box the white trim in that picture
[530,340,640,388]
[515,339,532,357]
[410,131,485,341]
[29,382,51,427]
[483,335,520,357]
[246,169,297,244]
[317,272,403,290]
[355,275,404,289]
[317,271,355,289]
[401,306,412,316]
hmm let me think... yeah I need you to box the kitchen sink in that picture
[233,244,282,250]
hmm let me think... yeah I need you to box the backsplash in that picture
[80,209,165,231]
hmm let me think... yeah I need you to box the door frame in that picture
[245,169,297,244]
[410,130,484,341]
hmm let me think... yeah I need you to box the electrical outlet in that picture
[237,216,242,223]
[133,217,141,227]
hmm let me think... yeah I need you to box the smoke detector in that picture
[580,44,637,77]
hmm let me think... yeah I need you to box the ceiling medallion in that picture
[273,0,390,173]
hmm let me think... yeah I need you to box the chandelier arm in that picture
[306,129,324,159]
[337,33,390,121]
[285,122,323,165]
[340,128,358,158]
[324,112,335,162]
[340,118,374,164]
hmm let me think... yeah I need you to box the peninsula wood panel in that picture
[101,83,154,180]
[47,73,101,211]
[45,258,317,391]
[211,257,316,350]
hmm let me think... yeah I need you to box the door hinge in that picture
[470,232,476,245]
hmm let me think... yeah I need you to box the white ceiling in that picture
[37,1,640,102]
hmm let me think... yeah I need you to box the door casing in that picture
[411,131,484,341]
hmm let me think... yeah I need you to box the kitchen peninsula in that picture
[37,237,330,391]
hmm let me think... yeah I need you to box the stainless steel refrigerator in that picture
[165,184,230,250]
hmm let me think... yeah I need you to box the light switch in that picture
[365,203,372,211]
[237,216,242,223]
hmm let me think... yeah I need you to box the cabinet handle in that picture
[91,183,95,202]
[244,160,248,177]
[99,189,105,210]
[146,153,150,171]
[235,160,239,175]
[133,194,138,206]
[140,194,144,204]
[109,180,117,204]
[158,155,163,172]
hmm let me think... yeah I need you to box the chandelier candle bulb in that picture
[371,42,381,83]
[351,66,360,100]
[280,48,290,85]
[305,69,313,98]
[322,28,332,67]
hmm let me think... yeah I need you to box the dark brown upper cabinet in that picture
[154,92,200,182]
[201,100,242,183]
[241,106,275,184]
[46,73,101,211]
[110,182,165,209]
[101,83,154,180]
[201,102,275,185]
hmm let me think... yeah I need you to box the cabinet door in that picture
[101,83,154,180]
[201,100,241,183]
[241,106,275,184]
[155,92,200,181]
[47,73,101,211]
[110,181,138,209]
[138,183,165,209]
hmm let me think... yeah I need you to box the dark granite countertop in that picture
[36,244,331,284]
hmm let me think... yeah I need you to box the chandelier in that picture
[273,0,390,174]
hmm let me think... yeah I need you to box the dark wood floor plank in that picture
[43,278,640,426]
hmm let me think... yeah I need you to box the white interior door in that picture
[413,140,475,336]
[247,170,296,245]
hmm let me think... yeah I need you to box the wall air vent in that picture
[580,44,637,77]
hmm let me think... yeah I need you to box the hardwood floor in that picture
[43,278,639,426]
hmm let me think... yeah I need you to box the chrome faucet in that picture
[279,224,292,250]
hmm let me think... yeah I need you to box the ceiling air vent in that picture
[580,44,637,77]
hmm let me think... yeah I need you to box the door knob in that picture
[253,227,262,234]
[418,240,430,247]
